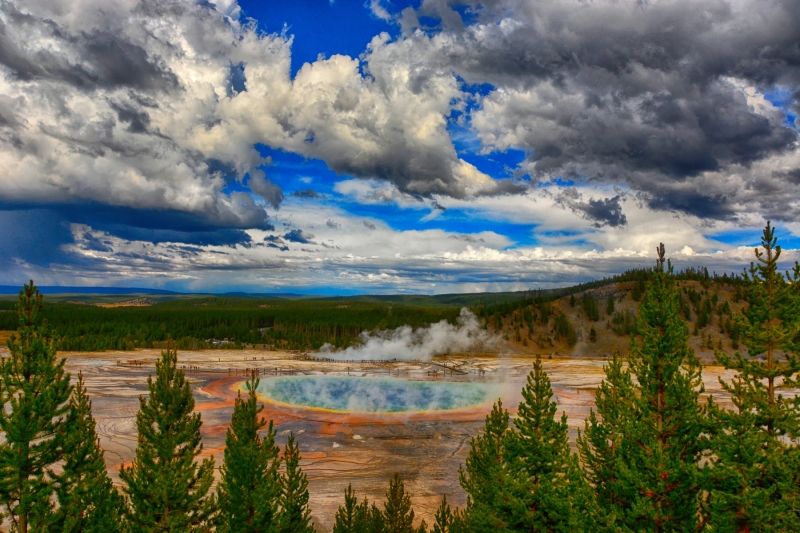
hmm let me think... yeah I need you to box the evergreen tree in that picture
[446,507,468,533]
[703,379,788,531]
[55,372,125,533]
[621,244,705,532]
[218,373,281,533]
[577,351,635,530]
[0,281,72,533]
[365,499,385,533]
[383,473,415,533]
[120,341,217,533]
[277,433,314,533]
[706,222,800,530]
[333,485,365,533]
[458,401,512,533]
[432,495,452,533]
[502,357,589,532]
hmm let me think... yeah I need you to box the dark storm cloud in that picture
[110,103,152,134]
[0,210,74,267]
[0,201,266,248]
[283,229,316,244]
[412,0,800,220]
[555,189,628,227]
[776,168,800,185]
[0,3,177,92]
[101,227,253,247]
[582,196,628,228]
[417,0,800,88]
[249,175,284,209]
[56,201,271,234]
[264,235,289,251]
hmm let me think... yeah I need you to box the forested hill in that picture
[482,276,747,362]
[0,266,746,353]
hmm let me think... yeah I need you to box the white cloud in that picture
[0,0,512,234]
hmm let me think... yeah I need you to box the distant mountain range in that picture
[0,286,180,295]
[0,286,303,298]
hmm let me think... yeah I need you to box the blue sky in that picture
[0,0,798,293]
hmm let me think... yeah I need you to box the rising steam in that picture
[319,308,498,361]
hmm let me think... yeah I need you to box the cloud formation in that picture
[1,0,798,292]
[401,0,800,221]
[555,189,628,228]
[0,0,514,250]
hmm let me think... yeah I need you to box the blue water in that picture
[254,376,490,413]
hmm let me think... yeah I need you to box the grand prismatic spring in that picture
[254,376,492,414]
[4,347,749,530]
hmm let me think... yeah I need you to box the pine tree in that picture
[277,433,314,533]
[718,222,800,437]
[0,280,72,533]
[703,379,788,531]
[706,222,800,531]
[218,373,281,533]
[55,372,125,533]
[383,473,415,533]
[621,244,705,532]
[432,495,452,533]
[502,357,589,532]
[577,351,635,529]
[333,485,365,533]
[458,400,512,533]
[447,508,468,533]
[120,341,217,533]
[365,499,384,533]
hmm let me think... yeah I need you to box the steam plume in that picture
[319,308,497,361]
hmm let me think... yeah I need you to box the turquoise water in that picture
[254,376,490,413]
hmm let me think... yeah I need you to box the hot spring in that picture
[253,376,492,413]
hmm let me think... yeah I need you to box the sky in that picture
[0,0,799,295]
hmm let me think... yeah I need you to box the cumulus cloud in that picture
[2,0,798,292]
[0,0,276,241]
[320,308,499,361]
[400,0,800,221]
[0,0,515,251]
